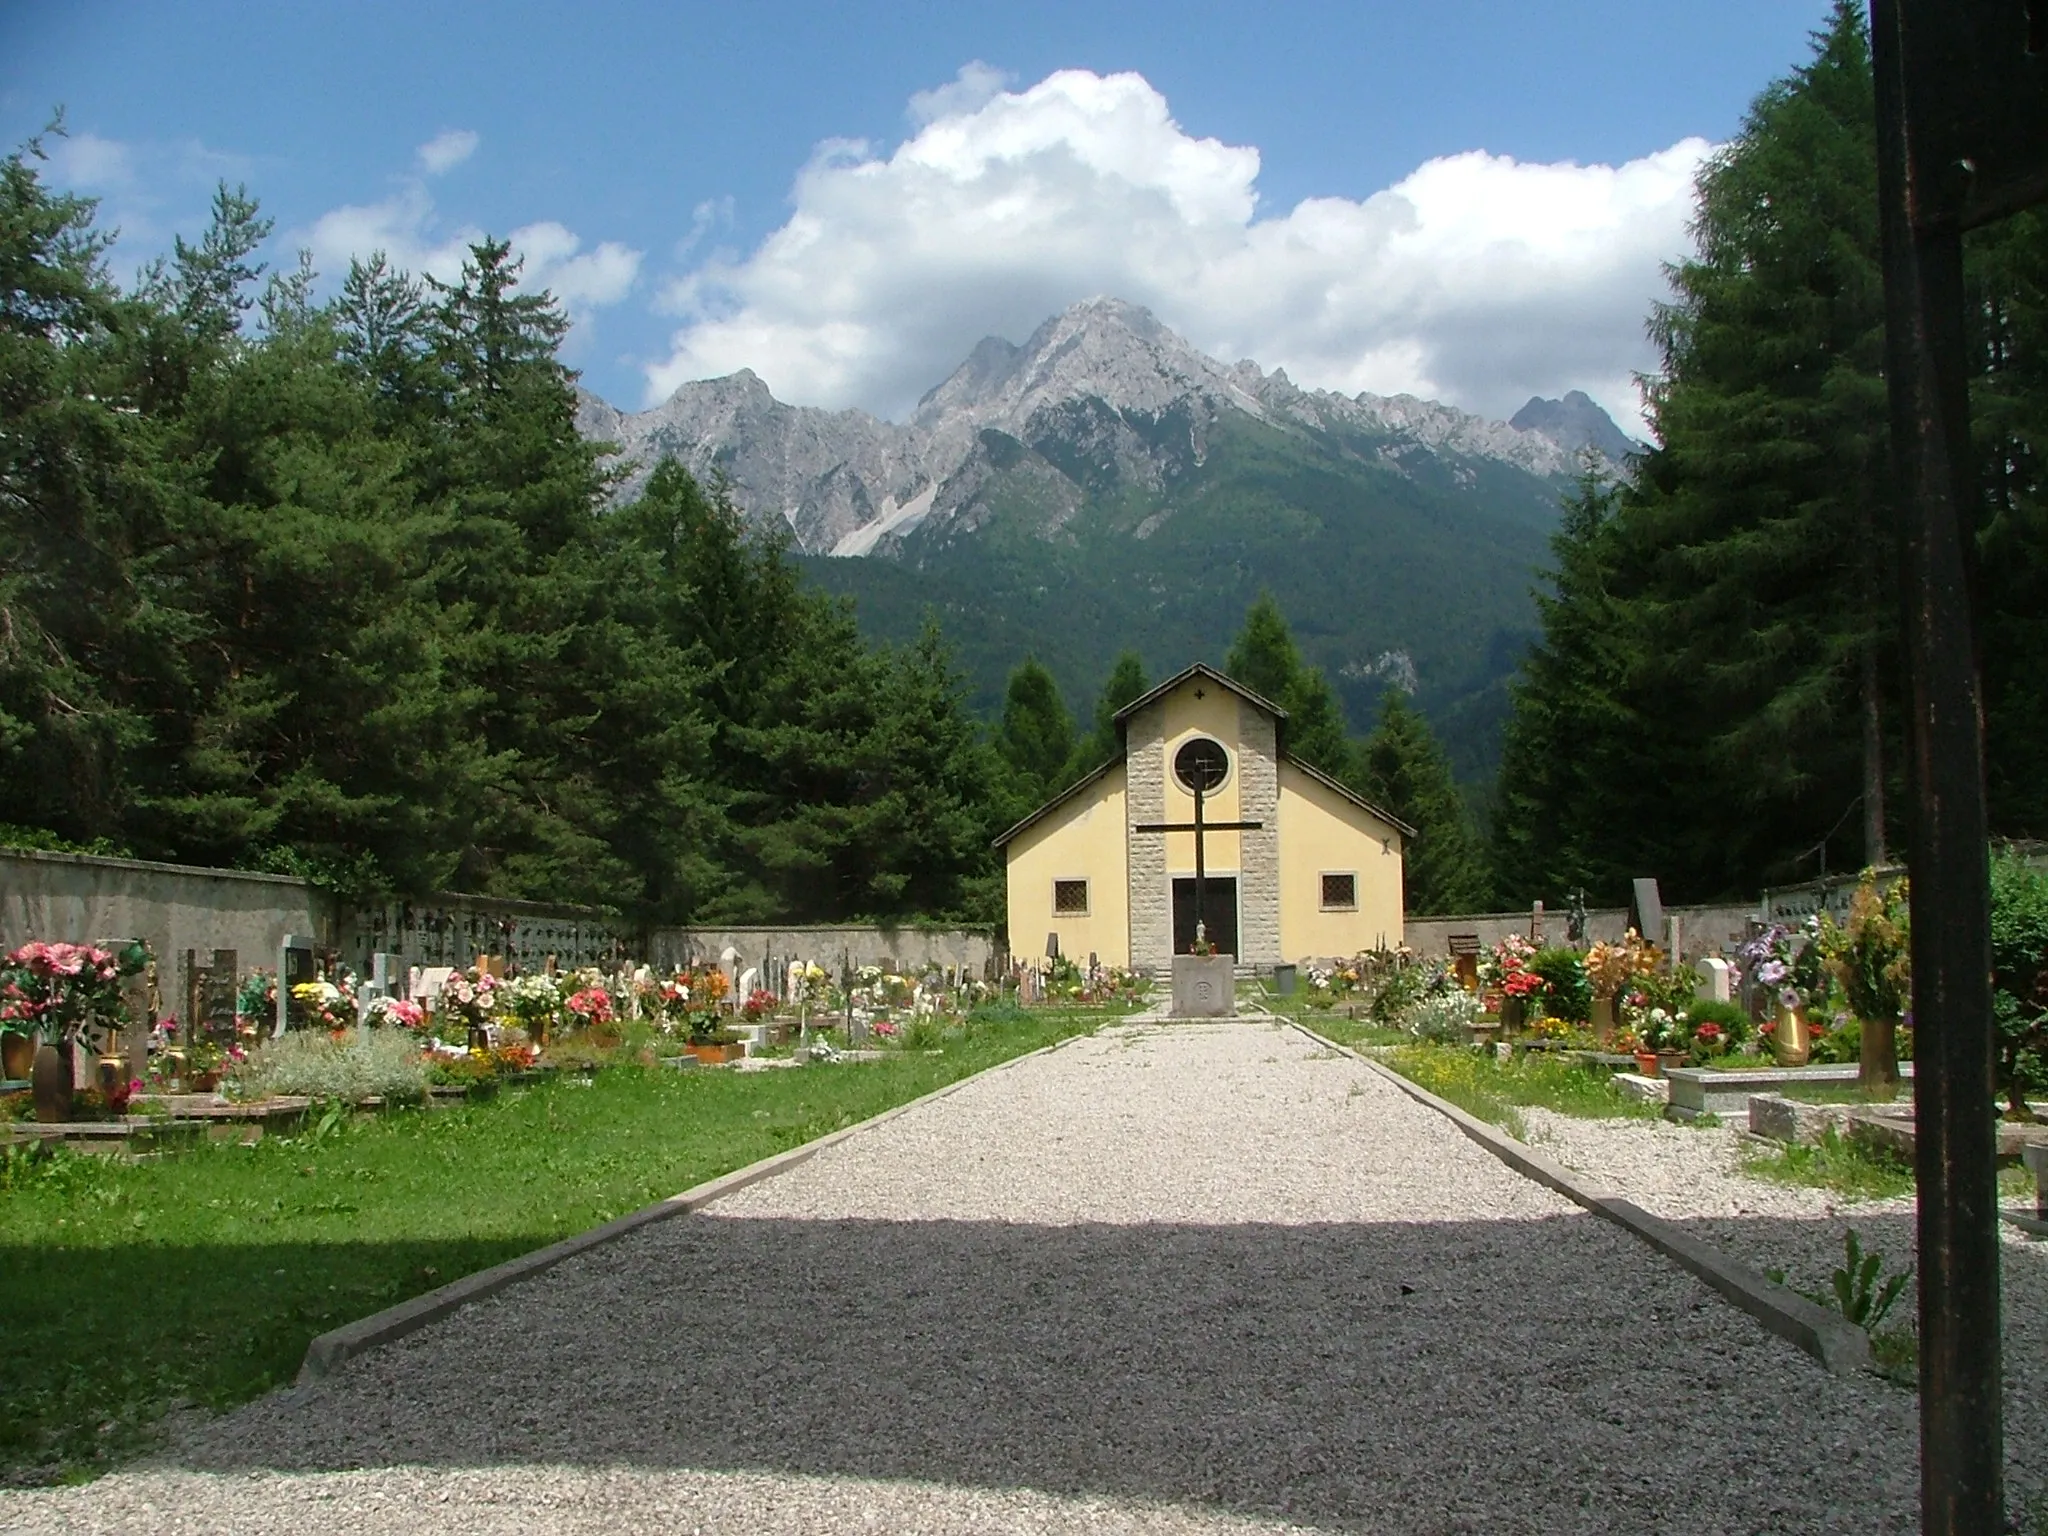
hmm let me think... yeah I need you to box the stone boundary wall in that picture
[0,848,336,978]
[1,848,991,982]
[1404,904,1760,963]
[648,924,995,976]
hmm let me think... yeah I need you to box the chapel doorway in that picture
[1172,877,1239,958]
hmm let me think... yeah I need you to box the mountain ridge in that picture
[576,298,1629,557]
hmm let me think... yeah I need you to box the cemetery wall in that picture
[0,848,335,972]
[1,851,995,981]
[1404,903,1759,961]
[647,924,995,976]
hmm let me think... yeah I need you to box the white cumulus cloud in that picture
[416,128,480,175]
[646,67,1708,435]
[297,173,641,329]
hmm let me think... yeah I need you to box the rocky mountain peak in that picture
[912,297,1266,435]
[1510,389,1640,464]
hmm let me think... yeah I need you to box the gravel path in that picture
[4,1019,1930,1534]
[1522,1104,2048,1517]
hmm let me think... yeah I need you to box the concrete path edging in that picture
[1285,1021,1875,1376]
[297,1032,1086,1382]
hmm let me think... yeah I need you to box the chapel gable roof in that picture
[990,757,1122,849]
[1283,753,1417,840]
[1111,662,1287,726]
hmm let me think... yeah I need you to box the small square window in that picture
[1320,873,1357,911]
[1053,879,1090,915]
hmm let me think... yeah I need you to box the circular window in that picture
[1173,736,1230,794]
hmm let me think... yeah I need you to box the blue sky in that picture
[4,1,1833,432]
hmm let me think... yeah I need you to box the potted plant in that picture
[1820,872,1910,1094]
[1,941,130,1121]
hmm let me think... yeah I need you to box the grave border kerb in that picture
[296,1032,1089,1382]
[1282,1019,1875,1377]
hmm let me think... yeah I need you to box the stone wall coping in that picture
[0,845,309,887]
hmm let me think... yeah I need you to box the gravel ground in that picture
[3,1018,1934,1535]
[1521,1103,2048,1520]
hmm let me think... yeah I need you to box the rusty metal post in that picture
[1869,3,2004,1528]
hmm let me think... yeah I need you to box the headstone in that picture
[1046,931,1060,960]
[1631,878,1665,944]
[370,952,404,998]
[1695,957,1732,1004]
[1530,900,1545,944]
[278,936,317,1036]
[739,967,760,1000]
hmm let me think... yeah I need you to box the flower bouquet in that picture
[364,996,426,1031]
[501,973,564,1043]
[291,978,357,1034]
[1819,872,1910,1091]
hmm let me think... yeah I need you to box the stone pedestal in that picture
[1170,955,1235,1018]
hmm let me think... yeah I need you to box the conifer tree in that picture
[1492,5,1921,900]
[1224,593,1357,783]
[1080,651,1147,768]
[996,657,1077,805]
[1359,691,1492,915]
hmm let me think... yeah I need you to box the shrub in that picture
[1406,990,1480,1044]
[1682,998,1753,1060]
[1528,947,1592,1022]
[1991,852,2048,1116]
[230,1028,427,1103]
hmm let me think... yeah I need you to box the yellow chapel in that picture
[995,663,1412,971]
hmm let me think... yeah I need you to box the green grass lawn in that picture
[1245,986,1412,1048]
[0,1005,1108,1485]
[1373,1043,1662,1141]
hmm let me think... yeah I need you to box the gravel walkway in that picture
[1522,1104,2048,1517]
[5,1019,1930,1534]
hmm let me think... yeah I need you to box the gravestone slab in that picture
[1170,955,1235,1019]
[1695,957,1732,1003]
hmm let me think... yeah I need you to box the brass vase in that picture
[0,1030,33,1082]
[1772,1003,1811,1067]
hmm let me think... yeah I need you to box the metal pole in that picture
[1193,782,1207,949]
[1870,3,2003,1526]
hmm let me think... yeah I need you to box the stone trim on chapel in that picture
[995,663,1412,973]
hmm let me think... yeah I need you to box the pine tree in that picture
[1080,651,1147,768]
[1224,593,1357,783]
[0,126,181,844]
[1360,690,1492,915]
[996,657,1077,805]
[1492,5,1914,901]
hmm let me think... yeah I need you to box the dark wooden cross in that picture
[1134,738,1261,952]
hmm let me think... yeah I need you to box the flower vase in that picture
[1499,996,1525,1037]
[1771,1003,1811,1067]
[1590,996,1617,1046]
[31,1040,75,1123]
[1634,1049,1661,1078]
[1655,1050,1688,1078]
[1860,1015,1901,1096]
[1,1030,33,1082]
